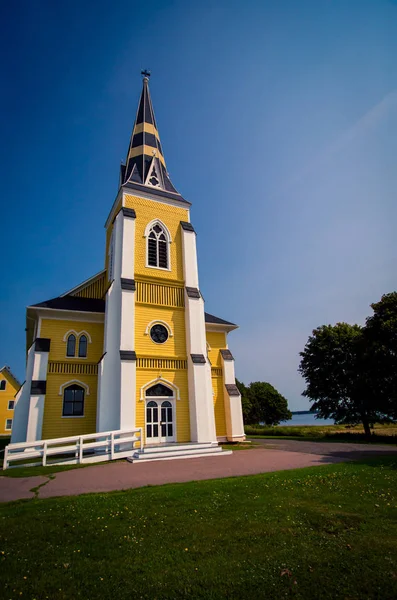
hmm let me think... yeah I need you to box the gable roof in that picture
[30,295,106,313]
[0,366,22,390]
[29,295,236,328]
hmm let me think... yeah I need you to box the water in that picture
[281,413,334,427]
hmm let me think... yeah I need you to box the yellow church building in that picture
[11,73,244,461]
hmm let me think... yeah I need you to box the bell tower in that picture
[97,73,217,444]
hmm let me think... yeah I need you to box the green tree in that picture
[244,381,291,426]
[364,292,397,420]
[236,379,252,423]
[298,322,391,437]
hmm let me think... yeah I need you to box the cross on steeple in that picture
[141,69,151,79]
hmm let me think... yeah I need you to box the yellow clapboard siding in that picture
[40,319,104,363]
[136,281,184,307]
[72,273,106,299]
[135,305,186,358]
[41,373,97,440]
[0,372,19,435]
[206,331,227,367]
[136,368,190,443]
[212,376,227,437]
[124,194,188,282]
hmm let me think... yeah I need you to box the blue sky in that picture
[1,0,396,410]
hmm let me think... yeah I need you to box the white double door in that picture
[146,398,175,444]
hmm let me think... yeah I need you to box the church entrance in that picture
[145,383,175,444]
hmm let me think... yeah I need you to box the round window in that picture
[150,324,169,344]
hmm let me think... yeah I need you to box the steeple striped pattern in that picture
[121,76,179,195]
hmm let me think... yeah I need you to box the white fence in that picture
[3,428,143,470]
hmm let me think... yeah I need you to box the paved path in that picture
[251,438,397,459]
[1,441,396,503]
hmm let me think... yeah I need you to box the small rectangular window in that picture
[8,401,15,410]
[5,418,12,430]
[0,380,6,391]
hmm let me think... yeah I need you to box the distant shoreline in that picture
[291,410,317,416]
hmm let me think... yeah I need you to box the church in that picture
[11,73,245,460]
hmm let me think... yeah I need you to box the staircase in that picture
[127,442,232,463]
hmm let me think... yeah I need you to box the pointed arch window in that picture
[78,335,87,358]
[66,334,76,357]
[62,384,85,416]
[147,222,169,269]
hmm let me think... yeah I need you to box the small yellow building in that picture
[12,74,244,459]
[0,366,21,436]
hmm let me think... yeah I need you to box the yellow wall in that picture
[0,372,19,435]
[124,194,189,283]
[206,331,228,437]
[136,368,190,443]
[206,332,227,366]
[40,319,104,362]
[135,305,186,358]
[212,375,227,437]
[39,319,104,439]
[42,373,98,439]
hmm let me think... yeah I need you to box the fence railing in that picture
[3,428,143,470]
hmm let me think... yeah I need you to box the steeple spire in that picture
[121,72,181,199]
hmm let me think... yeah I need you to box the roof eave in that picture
[205,323,239,333]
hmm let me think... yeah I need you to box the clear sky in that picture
[1,0,396,410]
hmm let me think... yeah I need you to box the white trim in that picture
[5,418,12,431]
[145,397,176,445]
[205,323,239,333]
[104,188,123,229]
[58,380,90,396]
[144,320,173,338]
[144,219,172,272]
[63,330,92,343]
[139,376,180,401]
[144,219,172,242]
[144,157,162,188]
[31,308,105,323]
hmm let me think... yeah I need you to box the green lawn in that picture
[1,458,397,599]
[245,422,397,444]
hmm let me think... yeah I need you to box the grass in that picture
[1,458,397,599]
[0,461,95,478]
[245,422,397,444]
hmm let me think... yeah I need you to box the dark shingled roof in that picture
[204,312,236,326]
[30,297,235,326]
[31,295,105,313]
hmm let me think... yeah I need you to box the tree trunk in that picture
[361,415,371,439]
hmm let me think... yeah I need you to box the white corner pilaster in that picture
[181,222,217,443]
[97,207,137,433]
[221,350,245,442]
[11,343,35,442]
[14,338,51,443]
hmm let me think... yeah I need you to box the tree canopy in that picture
[299,292,397,436]
[236,379,291,426]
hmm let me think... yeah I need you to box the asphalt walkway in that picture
[1,440,396,503]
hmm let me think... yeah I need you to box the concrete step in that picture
[133,446,223,460]
[139,442,217,455]
[127,449,232,463]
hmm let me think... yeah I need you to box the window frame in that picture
[0,380,6,391]
[7,400,15,410]
[66,334,76,357]
[145,220,171,272]
[62,384,85,418]
[5,418,12,430]
[78,335,88,358]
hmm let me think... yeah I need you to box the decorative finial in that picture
[141,69,151,80]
